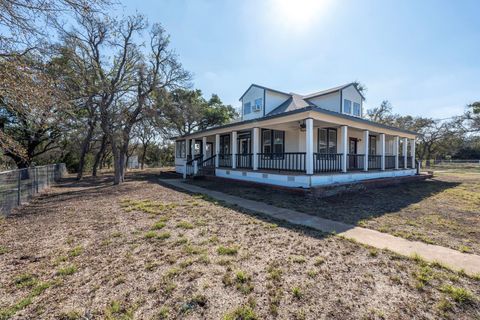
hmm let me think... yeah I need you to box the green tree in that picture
[158,89,238,137]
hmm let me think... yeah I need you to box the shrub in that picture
[440,285,476,304]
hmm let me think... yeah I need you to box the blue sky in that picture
[120,0,480,118]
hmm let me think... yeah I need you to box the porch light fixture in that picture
[299,121,306,132]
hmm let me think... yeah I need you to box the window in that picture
[353,102,361,116]
[262,130,272,154]
[344,99,352,114]
[254,98,262,112]
[220,134,231,154]
[318,128,337,154]
[243,102,251,115]
[175,140,186,158]
[369,135,377,155]
[262,129,284,155]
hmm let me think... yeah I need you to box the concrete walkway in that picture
[160,179,480,276]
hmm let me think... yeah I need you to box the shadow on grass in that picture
[181,176,460,226]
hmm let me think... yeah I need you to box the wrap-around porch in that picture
[179,118,416,177]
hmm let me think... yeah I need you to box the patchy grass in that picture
[189,172,480,254]
[0,170,478,319]
[217,246,238,256]
[57,265,77,276]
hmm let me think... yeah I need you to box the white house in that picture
[174,83,417,188]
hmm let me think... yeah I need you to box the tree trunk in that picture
[92,134,107,177]
[140,143,148,170]
[76,120,96,180]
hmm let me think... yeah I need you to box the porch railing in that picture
[399,156,405,168]
[407,156,413,168]
[218,154,232,168]
[385,155,396,169]
[313,153,342,173]
[257,152,306,172]
[348,154,365,171]
[237,153,253,169]
[199,155,216,168]
[368,155,382,170]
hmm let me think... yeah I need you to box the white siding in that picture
[341,85,363,117]
[307,92,341,113]
[241,86,265,121]
[265,90,290,115]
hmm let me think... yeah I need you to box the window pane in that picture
[353,102,361,116]
[318,129,327,153]
[263,130,271,145]
[344,99,352,114]
[328,129,337,154]
[244,102,251,114]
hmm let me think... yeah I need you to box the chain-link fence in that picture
[0,163,67,216]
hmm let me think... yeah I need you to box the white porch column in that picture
[231,131,237,169]
[394,136,399,169]
[305,118,314,175]
[190,138,195,158]
[252,127,259,170]
[363,130,369,171]
[340,125,348,173]
[380,133,386,171]
[215,134,220,168]
[403,137,408,169]
[202,136,207,158]
[410,138,416,168]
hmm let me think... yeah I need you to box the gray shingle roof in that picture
[267,94,312,116]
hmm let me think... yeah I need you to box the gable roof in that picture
[238,84,291,101]
[303,83,366,100]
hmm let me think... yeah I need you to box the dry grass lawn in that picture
[190,170,480,255]
[0,170,479,319]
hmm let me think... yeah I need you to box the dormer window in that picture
[244,102,251,115]
[353,102,361,116]
[344,99,352,114]
[254,98,262,112]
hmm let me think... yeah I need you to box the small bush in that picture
[0,246,7,255]
[217,246,238,256]
[157,232,171,240]
[458,245,472,253]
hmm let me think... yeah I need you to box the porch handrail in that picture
[313,153,342,173]
[199,154,216,168]
[257,152,306,172]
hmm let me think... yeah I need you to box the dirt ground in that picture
[190,170,480,255]
[0,170,479,319]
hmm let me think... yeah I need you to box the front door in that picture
[349,138,358,168]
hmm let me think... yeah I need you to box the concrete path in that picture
[160,179,480,276]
